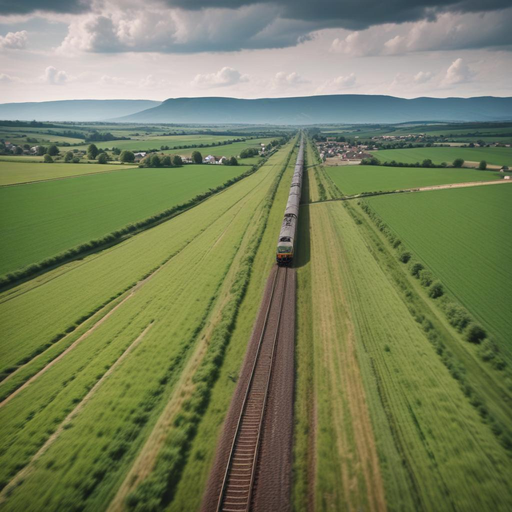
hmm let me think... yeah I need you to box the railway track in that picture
[216,266,288,512]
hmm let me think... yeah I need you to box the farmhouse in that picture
[204,155,215,163]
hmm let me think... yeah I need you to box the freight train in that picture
[276,136,304,265]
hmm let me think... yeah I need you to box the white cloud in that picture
[443,58,475,85]
[272,71,309,88]
[42,66,69,85]
[316,73,357,93]
[0,30,28,50]
[192,67,248,88]
[414,71,433,83]
[0,73,21,83]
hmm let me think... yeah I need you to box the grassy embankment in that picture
[292,139,512,511]
[0,165,247,275]
[0,141,296,510]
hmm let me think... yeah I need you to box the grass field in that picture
[61,135,242,152]
[0,160,137,185]
[0,165,246,275]
[366,185,512,353]
[327,165,502,195]
[0,142,296,510]
[292,150,512,509]
[373,147,512,167]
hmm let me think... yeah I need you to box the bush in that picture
[43,154,53,163]
[453,158,464,168]
[47,144,59,156]
[478,160,487,170]
[150,155,161,168]
[398,249,412,263]
[120,150,135,163]
[419,269,433,287]
[429,281,444,298]
[445,303,471,332]
[97,153,108,164]
[409,261,424,277]
[465,323,486,343]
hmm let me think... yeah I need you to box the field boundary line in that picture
[0,322,153,505]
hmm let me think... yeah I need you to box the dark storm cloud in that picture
[0,0,91,14]
[163,0,511,29]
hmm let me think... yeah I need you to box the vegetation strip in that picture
[0,322,153,502]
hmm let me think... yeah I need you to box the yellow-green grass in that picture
[0,143,295,510]
[296,197,512,510]
[0,164,247,276]
[373,147,512,167]
[366,185,512,353]
[0,160,136,185]
[327,165,502,195]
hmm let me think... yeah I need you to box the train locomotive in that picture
[276,136,304,265]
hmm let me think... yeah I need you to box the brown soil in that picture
[201,266,296,512]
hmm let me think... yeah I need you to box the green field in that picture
[373,147,512,167]
[366,185,512,351]
[327,165,502,195]
[0,141,295,510]
[0,165,246,274]
[61,134,241,152]
[0,160,136,185]
[290,149,512,510]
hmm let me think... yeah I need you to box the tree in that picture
[421,159,433,168]
[172,155,183,167]
[36,146,47,156]
[191,151,202,164]
[64,151,74,162]
[87,144,99,160]
[15,146,23,155]
[48,145,59,156]
[97,152,108,164]
[478,160,487,170]
[465,323,486,343]
[120,150,135,163]
[43,154,53,163]
[150,154,161,167]
[229,156,238,166]
[429,281,444,298]
[112,147,121,156]
[453,158,464,168]
[162,155,172,167]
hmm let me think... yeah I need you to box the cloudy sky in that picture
[0,0,511,102]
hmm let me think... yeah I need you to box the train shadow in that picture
[295,167,312,269]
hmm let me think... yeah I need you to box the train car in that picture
[277,137,304,265]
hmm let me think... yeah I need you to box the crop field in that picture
[327,164,502,195]
[0,140,296,510]
[0,164,248,275]
[291,146,512,509]
[0,160,137,186]
[365,185,512,353]
[61,135,241,152]
[373,147,512,167]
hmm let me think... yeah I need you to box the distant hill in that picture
[118,95,512,124]
[0,100,161,122]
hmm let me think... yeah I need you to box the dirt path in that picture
[309,178,512,204]
[0,322,153,503]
